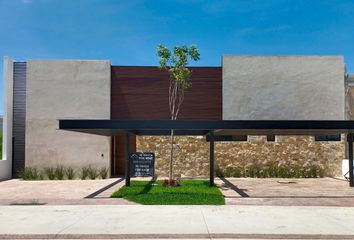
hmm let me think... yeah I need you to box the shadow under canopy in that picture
[59,119,354,187]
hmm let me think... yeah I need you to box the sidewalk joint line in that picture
[200,207,212,240]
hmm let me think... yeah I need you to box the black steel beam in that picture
[59,119,354,132]
[133,129,210,136]
[209,131,215,186]
[348,133,354,187]
[125,134,131,187]
[58,119,354,137]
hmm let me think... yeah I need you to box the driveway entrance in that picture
[0,178,133,205]
[217,177,354,206]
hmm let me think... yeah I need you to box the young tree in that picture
[157,44,200,184]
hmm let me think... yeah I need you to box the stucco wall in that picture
[137,136,345,178]
[25,60,111,171]
[0,160,11,180]
[223,56,345,120]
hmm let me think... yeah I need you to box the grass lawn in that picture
[111,180,225,205]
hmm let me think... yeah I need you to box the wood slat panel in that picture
[13,62,26,176]
[111,136,136,176]
[111,66,222,120]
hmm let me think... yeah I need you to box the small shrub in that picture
[30,199,42,205]
[66,167,75,180]
[232,168,241,178]
[99,167,108,179]
[162,178,181,187]
[309,166,318,178]
[87,166,98,180]
[18,167,42,180]
[318,168,325,178]
[80,167,89,180]
[44,167,56,180]
[267,165,277,177]
[249,168,257,178]
[215,166,224,177]
[55,166,65,180]
[291,167,302,178]
[215,164,325,178]
[277,167,287,178]
[224,167,233,177]
[257,168,266,178]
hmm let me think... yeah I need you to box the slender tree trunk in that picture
[169,129,174,183]
[168,81,177,185]
[168,81,184,185]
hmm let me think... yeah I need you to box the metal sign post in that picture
[129,152,155,177]
[125,134,131,187]
[209,131,215,186]
[348,133,354,187]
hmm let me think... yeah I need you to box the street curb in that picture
[1,233,354,239]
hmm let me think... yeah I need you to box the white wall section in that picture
[0,57,14,180]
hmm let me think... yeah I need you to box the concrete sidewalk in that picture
[2,178,354,207]
[1,205,354,239]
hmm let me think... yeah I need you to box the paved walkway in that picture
[1,205,354,239]
[216,177,354,206]
[0,178,134,205]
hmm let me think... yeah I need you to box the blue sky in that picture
[0,0,354,114]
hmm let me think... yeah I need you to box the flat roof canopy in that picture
[59,119,354,187]
[59,120,354,136]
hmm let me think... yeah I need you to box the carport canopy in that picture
[59,120,354,187]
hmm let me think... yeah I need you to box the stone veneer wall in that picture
[137,136,345,177]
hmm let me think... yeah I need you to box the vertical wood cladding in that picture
[111,135,136,176]
[13,62,26,176]
[111,66,222,120]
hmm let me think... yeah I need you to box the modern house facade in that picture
[0,55,352,179]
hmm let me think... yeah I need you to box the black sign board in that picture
[129,152,155,177]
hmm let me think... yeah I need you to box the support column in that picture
[209,131,215,186]
[125,134,131,187]
[112,136,116,176]
[348,133,354,187]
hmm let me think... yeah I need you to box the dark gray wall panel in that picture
[12,62,26,176]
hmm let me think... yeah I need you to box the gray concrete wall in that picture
[25,60,111,171]
[223,56,345,120]
[0,57,14,180]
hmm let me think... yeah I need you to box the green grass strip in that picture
[111,180,225,205]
